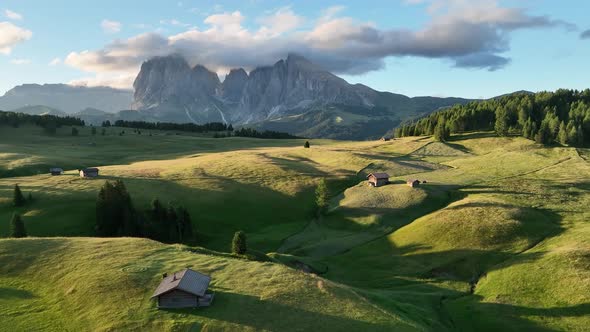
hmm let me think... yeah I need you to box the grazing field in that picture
[0,126,589,331]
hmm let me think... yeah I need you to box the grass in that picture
[1,126,590,331]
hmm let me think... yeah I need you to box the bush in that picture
[232,231,247,255]
[304,141,310,148]
[10,214,27,238]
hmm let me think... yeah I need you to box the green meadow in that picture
[0,125,589,331]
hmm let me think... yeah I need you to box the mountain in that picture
[0,84,133,114]
[131,54,472,139]
[10,105,67,117]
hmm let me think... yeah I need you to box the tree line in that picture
[103,120,233,133]
[231,127,299,139]
[95,180,193,243]
[395,89,590,146]
[0,110,84,129]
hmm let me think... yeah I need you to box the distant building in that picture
[407,179,420,188]
[50,168,63,176]
[367,173,390,187]
[79,168,99,177]
[380,136,392,141]
[152,269,214,308]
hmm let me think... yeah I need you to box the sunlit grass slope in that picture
[0,237,420,331]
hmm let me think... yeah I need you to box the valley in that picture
[1,125,588,331]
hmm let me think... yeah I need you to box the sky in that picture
[1,0,589,98]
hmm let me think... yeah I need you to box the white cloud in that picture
[257,7,304,37]
[11,58,30,65]
[49,57,61,66]
[4,9,23,20]
[0,21,32,54]
[101,19,121,33]
[68,73,136,89]
[65,2,575,88]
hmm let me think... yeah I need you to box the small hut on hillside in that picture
[152,269,214,308]
[367,173,390,187]
[380,136,392,141]
[407,179,420,188]
[50,168,63,176]
[79,167,99,178]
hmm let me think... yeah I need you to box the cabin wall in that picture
[158,290,198,308]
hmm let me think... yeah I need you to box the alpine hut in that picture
[152,269,214,308]
[367,173,390,187]
[50,168,63,176]
[79,167,99,178]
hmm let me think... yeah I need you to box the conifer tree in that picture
[231,231,247,255]
[10,214,27,238]
[13,184,25,207]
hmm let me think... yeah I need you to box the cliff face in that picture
[131,53,379,124]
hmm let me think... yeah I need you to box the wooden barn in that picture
[152,269,214,309]
[79,168,99,178]
[407,179,420,188]
[49,168,63,176]
[367,173,390,187]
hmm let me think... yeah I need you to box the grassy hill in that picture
[1,125,589,331]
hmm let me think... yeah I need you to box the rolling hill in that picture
[0,125,589,331]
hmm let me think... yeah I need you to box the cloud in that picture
[0,21,32,54]
[581,29,590,39]
[49,57,61,66]
[68,73,136,90]
[66,2,574,88]
[257,7,304,36]
[11,58,30,65]
[101,19,121,33]
[4,9,23,20]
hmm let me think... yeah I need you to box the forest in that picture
[395,89,590,146]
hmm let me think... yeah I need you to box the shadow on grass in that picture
[0,287,37,299]
[445,295,590,332]
[161,290,397,331]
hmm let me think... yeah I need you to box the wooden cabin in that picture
[380,136,392,141]
[152,269,214,309]
[407,179,420,188]
[50,168,63,176]
[367,173,390,187]
[79,167,99,178]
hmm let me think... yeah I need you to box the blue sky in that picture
[1,0,589,98]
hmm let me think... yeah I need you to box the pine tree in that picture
[10,214,27,238]
[167,204,179,241]
[558,121,568,145]
[13,184,25,207]
[495,107,509,136]
[176,206,193,241]
[568,124,579,145]
[95,180,137,237]
[304,141,310,148]
[231,231,247,255]
[315,178,329,216]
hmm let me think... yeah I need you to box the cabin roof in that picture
[81,167,99,172]
[151,269,211,298]
[50,167,63,172]
[367,172,389,179]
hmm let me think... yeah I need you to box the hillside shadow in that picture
[445,295,590,331]
[0,287,37,299]
[161,290,395,331]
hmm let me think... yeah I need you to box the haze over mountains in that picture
[0,54,473,139]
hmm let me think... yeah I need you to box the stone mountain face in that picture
[131,54,472,138]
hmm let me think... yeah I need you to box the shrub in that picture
[304,141,310,148]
